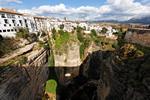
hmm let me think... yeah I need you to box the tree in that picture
[83,26,86,30]
[76,26,83,33]
[41,31,46,37]
[28,33,38,42]
[91,29,97,37]
[52,28,56,34]
[101,27,108,34]
[52,28,57,40]
[59,24,64,30]
[16,28,29,39]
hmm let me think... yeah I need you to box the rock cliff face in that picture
[125,29,150,47]
[0,49,49,100]
[54,42,81,67]
[59,50,150,100]
[0,66,49,100]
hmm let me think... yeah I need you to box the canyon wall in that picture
[125,28,150,47]
[58,50,150,100]
[0,49,49,100]
[54,42,81,67]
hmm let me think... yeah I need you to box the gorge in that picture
[0,28,150,100]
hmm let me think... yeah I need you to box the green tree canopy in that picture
[59,24,64,30]
[101,27,108,34]
[91,29,97,37]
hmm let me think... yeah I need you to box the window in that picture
[7,14,11,18]
[11,29,14,32]
[19,20,22,26]
[9,24,11,26]
[12,15,15,18]
[0,30,2,32]
[7,29,10,32]
[15,29,17,31]
[4,19,8,24]
[12,20,15,23]
[3,30,6,32]
[1,14,6,18]
[4,24,6,27]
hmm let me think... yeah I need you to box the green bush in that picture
[43,43,50,50]
[48,53,55,67]
[18,56,27,65]
[28,33,38,42]
[112,41,119,49]
[52,28,57,40]
[91,29,97,37]
[45,79,57,93]
[101,27,108,33]
[41,31,46,37]
[76,26,83,33]
[80,43,86,60]
[16,28,29,39]
[77,33,83,42]
[59,24,64,30]
[55,30,70,49]
[0,37,19,57]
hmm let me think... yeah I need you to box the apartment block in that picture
[0,8,49,37]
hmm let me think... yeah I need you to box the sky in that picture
[0,0,150,21]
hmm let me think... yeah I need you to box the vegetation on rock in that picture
[16,28,29,39]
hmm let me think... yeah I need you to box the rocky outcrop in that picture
[0,45,49,100]
[0,42,35,64]
[0,65,49,100]
[54,43,81,67]
[125,29,150,47]
[58,50,150,100]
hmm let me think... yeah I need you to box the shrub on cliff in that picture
[101,27,108,34]
[41,31,46,37]
[16,28,29,39]
[55,30,70,49]
[59,24,64,30]
[119,44,144,59]
[28,33,38,42]
[18,56,27,65]
[0,37,20,57]
[91,29,97,37]
[52,28,57,40]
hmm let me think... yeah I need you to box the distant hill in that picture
[89,20,119,24]
[90,16,150,24]
[125,16,150,24]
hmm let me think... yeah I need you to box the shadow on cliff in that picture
[48,50,150,100]
[47,50,113,100]
[1,50,150,100]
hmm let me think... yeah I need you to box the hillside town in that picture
[0,3,150,100]
[0,8,117,39]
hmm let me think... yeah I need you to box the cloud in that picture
[0,0,22,5]
[18,0,150,21]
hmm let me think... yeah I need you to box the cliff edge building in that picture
[0,8,48,37]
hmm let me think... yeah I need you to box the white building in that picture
[0,8,27,37]
[23,14,37,33]
[0,8,51,37]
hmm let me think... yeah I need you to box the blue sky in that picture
[0,0,150,21]
[0,0,106,9]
